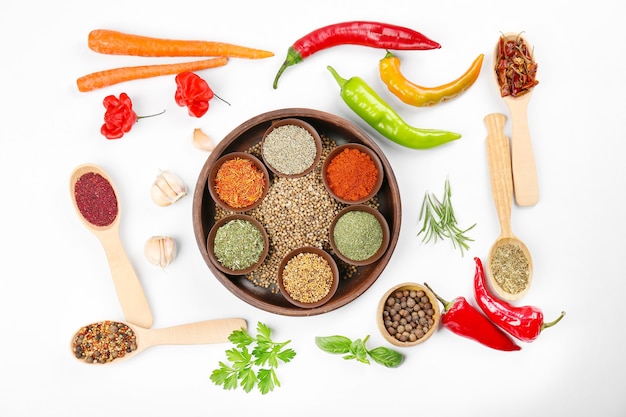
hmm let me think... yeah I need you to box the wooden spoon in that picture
[71,318,247,364]
[493,32,539,206]
[484,113,533,300]
[69,163,153,329]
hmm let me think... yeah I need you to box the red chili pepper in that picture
[100,92,164,139]
[424,283,521,352]
[473,257,566,343]
[175,71,214,118]
[101,93,138,139]
[273,21,441,89]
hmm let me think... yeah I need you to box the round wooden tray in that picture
[192,108,401,316]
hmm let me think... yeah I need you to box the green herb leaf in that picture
[417,177,475,256]
[315,335,352,354]
[276,347,296,364]
[257,368,278,395]
[350,338,370,364]
[256,322,272,342]
[315,334,404,367]
[367,346,404,368]
[210,322,295,394]
[209,362,239,390]
[229,329,254,347]
[239,368,257,393]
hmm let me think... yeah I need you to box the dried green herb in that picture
[333,210,383,261]
[417,177,475,256]
[210,322,296,394]
[213,219,264,270]
[315,335,404,368]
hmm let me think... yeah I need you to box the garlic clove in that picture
[151,170,187,207]
[193,128,215,152]
[144,236,177,269]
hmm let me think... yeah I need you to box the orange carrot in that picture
[76,57,228,92]
[88,29,274,59]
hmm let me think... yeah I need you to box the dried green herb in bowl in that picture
[207,214,269,275]
[329,205,390,266]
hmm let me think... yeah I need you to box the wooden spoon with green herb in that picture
[484,113,533,301]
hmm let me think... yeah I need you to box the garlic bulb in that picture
[151,170,186,207]
[144,236,177,268]
[193,128,215,152]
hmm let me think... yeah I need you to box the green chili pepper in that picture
[327,66,461,149]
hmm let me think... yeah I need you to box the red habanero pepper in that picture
[473,257,566,343]
[424,283,521,352]
[273,21,441,88]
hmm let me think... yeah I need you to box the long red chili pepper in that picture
[273,21,441,89]
[473,257,565,342]
[424,283,521,352]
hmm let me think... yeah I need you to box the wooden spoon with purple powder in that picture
[69,163,153,329]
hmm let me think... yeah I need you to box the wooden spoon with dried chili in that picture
[493,32,539,207]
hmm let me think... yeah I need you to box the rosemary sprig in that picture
[417,178,476,256]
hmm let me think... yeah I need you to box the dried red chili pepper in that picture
[495,33,539,98]
[473,257,565,343]
[175,71,214,117]
[273,21,441,88]
[100,92,164,139]
[424,282,521,351]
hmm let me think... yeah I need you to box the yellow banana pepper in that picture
[379,52,484,107]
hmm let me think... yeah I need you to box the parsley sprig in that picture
[210,322,296,394]
[417,177,476,256]
[315,335,404,368]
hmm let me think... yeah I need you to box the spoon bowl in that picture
[69,163,153,329]
[484,113,533,300]
[493,32,539,206]
[71,318,247,364]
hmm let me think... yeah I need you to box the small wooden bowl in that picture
[261,118,322,178]
[322,143,384,205]
[377,282,440,347]
[277,247,339,309]
[329,205,390,266]
[208,152,270,213]
[207,214,269,275]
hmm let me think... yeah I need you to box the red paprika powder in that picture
[326,147,378,201]
[74,172,118,227]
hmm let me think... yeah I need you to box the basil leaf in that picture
[350,339,370,364]
[315,335,352,354]
[367,346,404,368]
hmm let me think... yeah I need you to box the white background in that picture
[1,1,623,416]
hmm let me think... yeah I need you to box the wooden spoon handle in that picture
[100,229,153,329]
[140,318,248,348]
[485,113,513,237]
[508,98,539,206]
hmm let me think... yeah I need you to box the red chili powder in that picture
[74,172,119,226]
[326,148,378,201]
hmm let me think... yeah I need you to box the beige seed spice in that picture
[213,137,380,293]
[282,252,334,303]
[490,243,529,294]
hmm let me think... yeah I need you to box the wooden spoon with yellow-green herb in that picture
[484,113,533,301]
